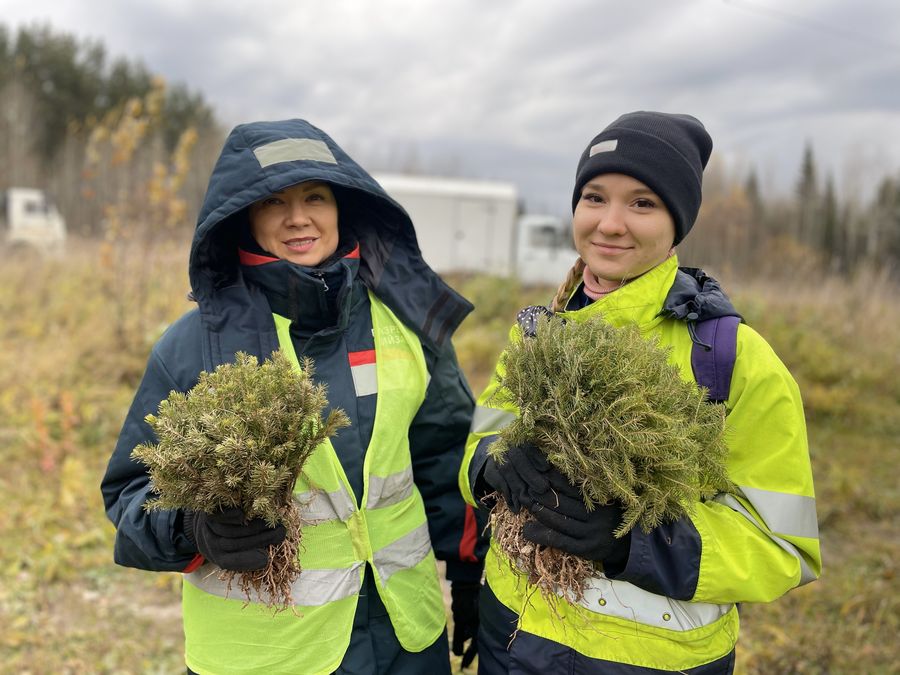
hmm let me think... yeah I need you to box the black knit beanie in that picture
[571,111,713,245]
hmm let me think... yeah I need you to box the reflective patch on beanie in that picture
[253,138,338,167]
[589,139,618,156]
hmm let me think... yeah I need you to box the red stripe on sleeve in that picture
[348,349,376,367]
[459,504,478,563]
[238,248,279,266]
[182,553,205,573]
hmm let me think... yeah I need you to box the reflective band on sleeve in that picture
[373,522,433,583]
[184,561,364,606]
[252,138,337,167]
[470,406,516,434]
[576,574,732,631]
[715,493,818,585]
[738,485,819,539]
[295,486,356,523]
[367,468,414,510]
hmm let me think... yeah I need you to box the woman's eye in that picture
[582,192,605,204]
[634,198,656,209]
[307,193,324,202]
[261,196,282,207]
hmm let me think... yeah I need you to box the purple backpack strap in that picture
[690,315,740,403]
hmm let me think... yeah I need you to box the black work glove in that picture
[482,443,553,513]
[183,506,286,572]
[450,581,480,670]
[522,477,631,569]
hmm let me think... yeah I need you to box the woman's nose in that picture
[596,202,627,235]
[285,201,312,227]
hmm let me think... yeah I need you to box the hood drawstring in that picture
[685,312,713,351]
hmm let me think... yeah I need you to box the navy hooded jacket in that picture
[101,119,487,583]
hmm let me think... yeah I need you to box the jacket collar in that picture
[240,252,360,335]
[560,256,680,329]
[559,256,740,328]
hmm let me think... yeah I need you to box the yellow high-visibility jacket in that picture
[460,255,821,672]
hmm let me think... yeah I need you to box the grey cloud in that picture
[2,0,899,207]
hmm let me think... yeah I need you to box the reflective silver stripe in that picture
[470,406,516,434]
[367,468,414,510]
[185,561,364,606]
[292,563,364,606]
[575,574,732,631]
[351,362,378,397]
[739,485,819,539]
[373,522,433,583]
[295,486,356,523]
[252,138,337,168]
[716,494,818,585]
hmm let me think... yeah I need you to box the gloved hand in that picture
[450,581,480,669]
[522,478,631,568]
[183,506,286,572]
[482,443,553,513]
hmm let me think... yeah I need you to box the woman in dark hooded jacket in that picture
[102,119,486,675]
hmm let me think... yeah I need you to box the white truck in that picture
[373,173,575,285]
[0,188,67,252]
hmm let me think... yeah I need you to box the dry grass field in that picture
[0,239,897,674]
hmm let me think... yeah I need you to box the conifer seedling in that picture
[488,313,732,608]
[132,350,349,610]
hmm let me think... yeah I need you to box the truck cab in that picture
[514,214,576,286]
[1,188,67,252]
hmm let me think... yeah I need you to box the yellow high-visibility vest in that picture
[183,291,446,675]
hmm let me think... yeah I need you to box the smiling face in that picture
[248,181,339,266]
[572,173,676,291]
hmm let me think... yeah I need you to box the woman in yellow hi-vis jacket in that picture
[460,111,821,674]
[102,119,487,674]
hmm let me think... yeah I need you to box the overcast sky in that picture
[3,0,899,213]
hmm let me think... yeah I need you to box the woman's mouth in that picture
[283,237,318,253]
[592,242,632,255]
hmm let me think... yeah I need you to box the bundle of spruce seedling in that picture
[132,351,348,610]
[488,313,731,606]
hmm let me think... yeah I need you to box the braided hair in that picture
[549,258,586,312]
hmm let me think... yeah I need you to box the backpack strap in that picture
[690,315,740,404]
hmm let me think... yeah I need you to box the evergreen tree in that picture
[821,174,841,271]
[744,168,763,223]
[870,176,900,269]
[0,25,10,82]
[0,22,216,164]
[795,142,820,247]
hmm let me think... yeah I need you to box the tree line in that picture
[1,23,897,279]
[0,23,220,236]
[675,142,899,279]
